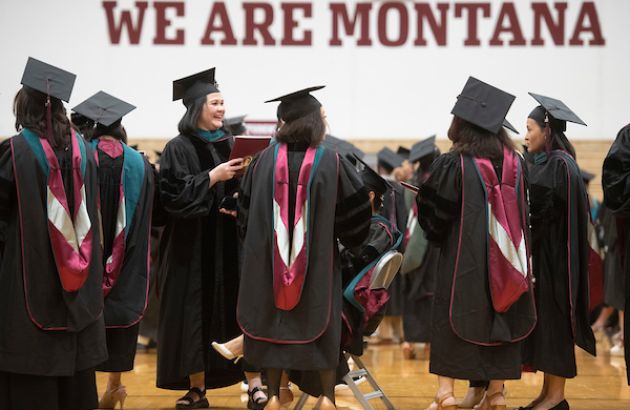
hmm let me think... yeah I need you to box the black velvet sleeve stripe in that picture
[417,201,453,243]
[337,205,371,248]
[418,184,459,217]
[413,152,462,245]
[336,187,370,215]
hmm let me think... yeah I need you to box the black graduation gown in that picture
[237,144,371,371]
[380,182,407,316]
[417,152,536,380]
[523,150,596,379]
[156,132,242,390]
[0,134,107,410]
[602,124,630,384]
[139,166,168,344]
[94,141,154,372]
[598,206,626,310]
[402,174,437,343]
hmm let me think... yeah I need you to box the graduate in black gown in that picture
[237,86,371,409]
[375,148,407,343]
[0,58,107,410]
[73,91,154,408]
[602,123,630,384]
[137,149,165,353]
[417,77,536,410]
[292,154,398,398]
[520,93,596,410]
[400,136,440,360]
[157,68,245,409]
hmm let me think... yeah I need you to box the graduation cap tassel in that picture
[544,112,553,154]
[45,80,54,145]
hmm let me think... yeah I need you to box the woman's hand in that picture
[219,192,239,218]
[209,158,243,186]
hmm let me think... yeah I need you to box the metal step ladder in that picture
[293,352,395,410]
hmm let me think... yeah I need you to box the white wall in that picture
[0,0,628,140]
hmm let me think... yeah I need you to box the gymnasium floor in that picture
[96,339,630,409]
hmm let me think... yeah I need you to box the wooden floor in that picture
[97,339,630,410]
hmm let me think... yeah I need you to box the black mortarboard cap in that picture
[397,146,410,160]
[451,76,515,134]
[72,91,136,127]
[323,135,365,163]
[265,86,325,122]
[580,169,595,182]
[377,147,404,171]
[503,118,519,134]
[224,115,246,127]
[172,68,219,106]
[224,115,247,136]
[353,154,390,196]
[21,57,76,102]
[528,92,587,130]
[409,135,437,163]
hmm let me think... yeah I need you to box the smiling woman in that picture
[156,67,247,410]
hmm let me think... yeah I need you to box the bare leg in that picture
[459,381,486,408]
[533,374,565,410]
[245,371,267,405]
[107,372,122,389]
[175,372,205,406]
[592,307,614,331]
[436,376,457,407]
[485,381,506,407]
[279,371,293,406]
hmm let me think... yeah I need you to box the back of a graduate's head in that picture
[71,112,95,140]
[91,122,128,144]
[448,115,515,160]
[368,190,384,214]
[13,86,71,147]
[274,109,326,148]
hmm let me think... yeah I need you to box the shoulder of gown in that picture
[158,134,215,219]
[416,151,461,243]
[603,125,630,215]
[335,154,372,248]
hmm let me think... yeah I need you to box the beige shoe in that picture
[98,385,127,409]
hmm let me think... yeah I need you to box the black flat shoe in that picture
[550,399,569,410]
[247,386,268,410]
[176,387,210,409]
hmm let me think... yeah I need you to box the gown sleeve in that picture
[416,152,461,244]
[0,139,15,250]
[603,125,630,216]
[344,223,393,271]
[158,139,216,219]
[529,157,568,226]
[335,155,372,248]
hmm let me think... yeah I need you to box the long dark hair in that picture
[91,123,128,144]
[275,110,326,147]
[178,95,206,135]
[13,86,72,148]
[448,116,515,160]
[545,126,577,159]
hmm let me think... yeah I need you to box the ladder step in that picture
[363,391,385,400]
[347,369,368,378]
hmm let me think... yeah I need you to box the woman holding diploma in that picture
[156,67,244,409]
